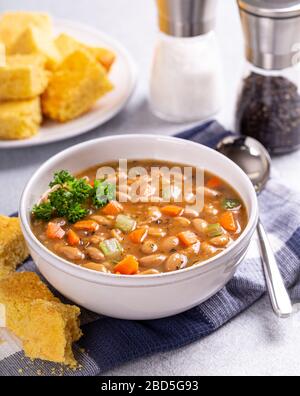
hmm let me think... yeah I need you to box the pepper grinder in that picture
[150,0,223,123]
[236,0,300,154]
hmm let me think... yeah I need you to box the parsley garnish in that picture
[32,170,116,223]
[32,202,54,221]
[49,170,75,187]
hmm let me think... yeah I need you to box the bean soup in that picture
[31,160,248,275]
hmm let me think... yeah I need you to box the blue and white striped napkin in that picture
[0,121,299,376]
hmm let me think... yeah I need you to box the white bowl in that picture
[20,135,258,320]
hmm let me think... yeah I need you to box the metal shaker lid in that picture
[156,0,218,37]
[238,0,300,70]
[238,0,300,18]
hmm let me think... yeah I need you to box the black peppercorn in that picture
[236,72,300,154]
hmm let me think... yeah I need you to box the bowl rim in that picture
[20,134,259,283]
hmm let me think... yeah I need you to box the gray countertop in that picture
[0,0,299,376]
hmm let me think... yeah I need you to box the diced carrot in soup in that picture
[67,229,80,246]
[206,177,221,189]
[114,255,139,275]
[220,212,237,232]
[102,201,123,216]
[46,222,65,239]
[74,220,99,232]
[129,228,148,244]
[177,231,198,247]
[161,206,184,217]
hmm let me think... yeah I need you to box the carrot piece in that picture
[67,229,80,246]
[74,220,99,232]
[177,231,198,247]
[129,228,148,244]
[89,180,95,187]
[102,201,123,216]
[161,205,184,217]
[46,222,65,240]
[114,255,139,275]
[206,177,221,189]
[220,212,237,232]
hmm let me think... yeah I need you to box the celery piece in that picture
[100,238,123,259]
[206,223,223,238]
[115,214,136,233]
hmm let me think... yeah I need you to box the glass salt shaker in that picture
[150,0,223,123]
[236,0,300,155]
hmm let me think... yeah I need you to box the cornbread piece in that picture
[0,98,42,140]
[55,33,116,72]
[0,54,49,100]
[10,26,61,70]
[0,216,29,279]
[42,49,114,122]
[0,12,52,53]
[0,42,5,66]
[0,272,82,367]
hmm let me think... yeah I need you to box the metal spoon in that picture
[217,135,293,318]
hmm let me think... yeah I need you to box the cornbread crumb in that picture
[42,49,114,122]
[0,12,52,53]
[0,216,29,279]
[10,25,61,70]
[0,98,42,140]
[0,272,82,367]
[0,42,5,66]
[55,33,116,72]
[0,54,49,100]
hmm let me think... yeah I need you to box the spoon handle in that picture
[257,220,293,318]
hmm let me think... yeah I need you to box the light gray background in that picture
[0,0,299,376]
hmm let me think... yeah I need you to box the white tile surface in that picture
[0,0,299,376]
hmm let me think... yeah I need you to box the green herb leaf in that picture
[49,170,75,187]
[49,189,73,218]
[66,178,93,203]
[92,179,116,208]
[32,202,54,221]
[33,171,116,224]
[222,199,241,210]
[67,203,89,224]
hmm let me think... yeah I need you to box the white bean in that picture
[139,254,167,268]
[58,246,85,261]
[183,208,199,218]
[141,240,158,255]
[160,236,180,253]
[83,262,109,273]
[192,218,208,235]
[148,227,167,238]
[147,206,162,222]
[201,242,217,256]
[173,217,191,227]
[86,247,105,262]
[165,253,188,272]
[90,235,104,245]
[210,235,230,247]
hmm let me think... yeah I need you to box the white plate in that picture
[0,18,137,149]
